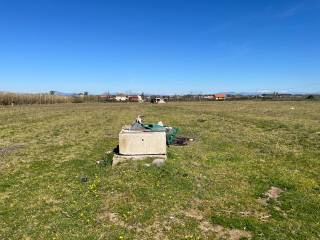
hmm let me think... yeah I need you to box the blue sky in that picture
[0,0,319,94]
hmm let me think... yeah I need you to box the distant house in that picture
[306,95,315,100]
[260,93,273,98]
[203,94,226,100]
[75,91,88,97]
[100,94,115,101]
[115,94,128,101]
[151,97,166,104]
[128,95,143,103]
[203,95,215,100]
[214,93,226,100]
[278,93,292,98]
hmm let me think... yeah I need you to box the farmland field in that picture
[0,101,320,239]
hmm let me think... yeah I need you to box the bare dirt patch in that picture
[97,209,179,240]
[97,210,128,228]
[0,144,24,157]
[184,208,204,221]
[184,208,252,239]
[199,221,252,240]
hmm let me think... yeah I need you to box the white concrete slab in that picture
[112,154,167,166]
[119,130,166,155]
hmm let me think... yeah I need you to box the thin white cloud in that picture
[207,22,231,33]
[277,2,305,18]
[216,41,251,57]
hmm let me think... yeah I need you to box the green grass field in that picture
[1,101,320,240]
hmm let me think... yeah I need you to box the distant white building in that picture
[203,95,214,100]
[115,94,128,101]
[128,95,143,102]
[138,95,144,103]
[151,97,166,104]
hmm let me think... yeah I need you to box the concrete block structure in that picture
[119,129,166,155]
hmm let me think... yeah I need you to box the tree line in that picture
[0,93,103,105]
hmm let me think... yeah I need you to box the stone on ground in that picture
[152,158,165,167]
[265,186,283,200]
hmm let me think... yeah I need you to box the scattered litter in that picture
[290,106,295,110]
[97,151,113,167]
[126,115,179,145]
[61,211,71,218]
[152,158,165,167]
[158,121,164,126]
[259,186,284,204]
[80,176,88,183]
[264,186,283,200]
[144,163,151,167]
[172,137,194,146]
[198,119,207,123]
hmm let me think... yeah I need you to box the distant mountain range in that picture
[1,90,319,96]
[50,91,75,96]
[219,91,320,96]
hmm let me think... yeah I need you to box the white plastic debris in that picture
[152,158,165,167]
